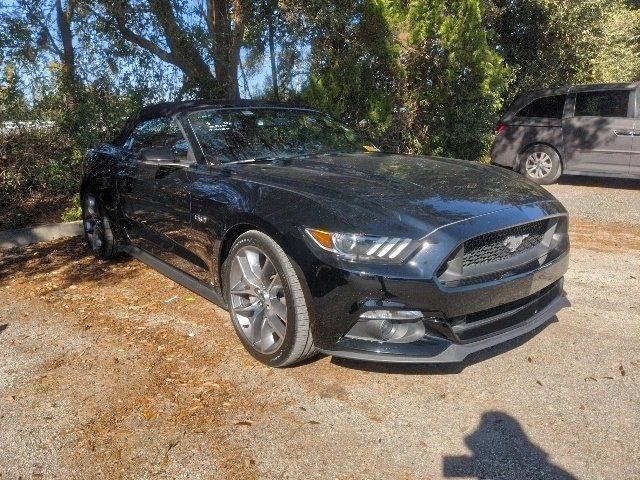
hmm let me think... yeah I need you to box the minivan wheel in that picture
[519,145,562,185]
[82,192,118,260]
[223,230,317,367]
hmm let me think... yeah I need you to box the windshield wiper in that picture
[225,150,354,165]
[226,156,278,164]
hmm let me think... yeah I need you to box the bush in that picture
[0,127,77,199]
[61,194,82,222]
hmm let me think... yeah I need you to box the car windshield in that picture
[188,108,374,163]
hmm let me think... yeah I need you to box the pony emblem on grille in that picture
[503,234,530,253]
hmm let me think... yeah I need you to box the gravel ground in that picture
[544,175,640,225]
[1,184,639,479]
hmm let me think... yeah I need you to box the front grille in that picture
[463,219,548,268]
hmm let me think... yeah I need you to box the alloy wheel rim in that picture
[83,195,103,253]
[229,246,287,354]
[525,152,553,178]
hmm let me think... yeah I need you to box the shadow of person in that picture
[443,411,576,479]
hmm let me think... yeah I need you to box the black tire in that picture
[81,192,119,260]
[222,230,317,367]
[519,145,562,185]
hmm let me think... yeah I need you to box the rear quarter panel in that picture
[492,119,564,170]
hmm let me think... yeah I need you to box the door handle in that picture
[613,129,634,136]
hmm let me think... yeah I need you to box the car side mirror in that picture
[140,146,178,164]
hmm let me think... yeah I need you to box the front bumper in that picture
[291,202,570,363]
[319,278,567,363]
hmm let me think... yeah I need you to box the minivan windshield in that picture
[188,108,374,163]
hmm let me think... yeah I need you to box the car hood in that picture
[227,152,562,235]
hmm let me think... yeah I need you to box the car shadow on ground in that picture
[0,236,136,287]
[442,411,577,479]
[329,317,558,375]
[557,175,639,190]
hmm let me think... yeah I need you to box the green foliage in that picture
[297,0,397,140]
[0,64,29,122]
[486,0,640,94]
[61,194,82,222]
[34,147,83,195]
[1,0,639,229]
[382,0,512,159]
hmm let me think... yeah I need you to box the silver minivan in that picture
[491,82,640,184]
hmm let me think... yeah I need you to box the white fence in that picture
[0,121,56,136]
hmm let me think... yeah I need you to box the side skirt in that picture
[122,245,228,310]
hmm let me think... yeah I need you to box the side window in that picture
[124,117,191,163]
[516,94,566,119]
[574,90,630,118]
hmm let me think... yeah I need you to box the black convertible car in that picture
[81,100,570,367]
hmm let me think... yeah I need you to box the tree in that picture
[94,0,252,99]
[485,0,640,94]
[380,0,512,159]
[0,0,82,117]
[285,1,397,137]
[202,0,250,99]
[0,64,29,121]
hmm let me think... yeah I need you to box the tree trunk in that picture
[54,0,82,133]
[55,0,77,96]
[206,0,248,100]
[267,9,279,100]
[101,0,221,98]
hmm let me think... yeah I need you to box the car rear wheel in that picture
[223,230,317,367]
[82,192,118,260]
[520,145,562,185]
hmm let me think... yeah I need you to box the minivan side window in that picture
[516,94,566,119]
[574,90,630,118]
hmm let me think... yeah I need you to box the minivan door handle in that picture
[613,129,634,136]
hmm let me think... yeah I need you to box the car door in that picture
[118,117,207,274]
[562,88,635,175]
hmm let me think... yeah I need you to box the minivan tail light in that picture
[495,123,507,135]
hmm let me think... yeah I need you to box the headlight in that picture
[305,228,415,263]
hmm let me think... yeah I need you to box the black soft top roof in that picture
[113,99,318,145]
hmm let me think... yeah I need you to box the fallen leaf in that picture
[308,420,320,425]
[536,380,543,386]
[619,365,626,377]
[235,420,252,426]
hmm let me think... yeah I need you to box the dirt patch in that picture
[0,237,265,478]
[1,225,639,478]
[570,217,640,252]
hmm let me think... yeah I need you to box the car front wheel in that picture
[520,145,562,185]
[223,230,317,367]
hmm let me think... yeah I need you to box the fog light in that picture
[347,311,427,343]
[359,309,423,321]
[377,319,397,341]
